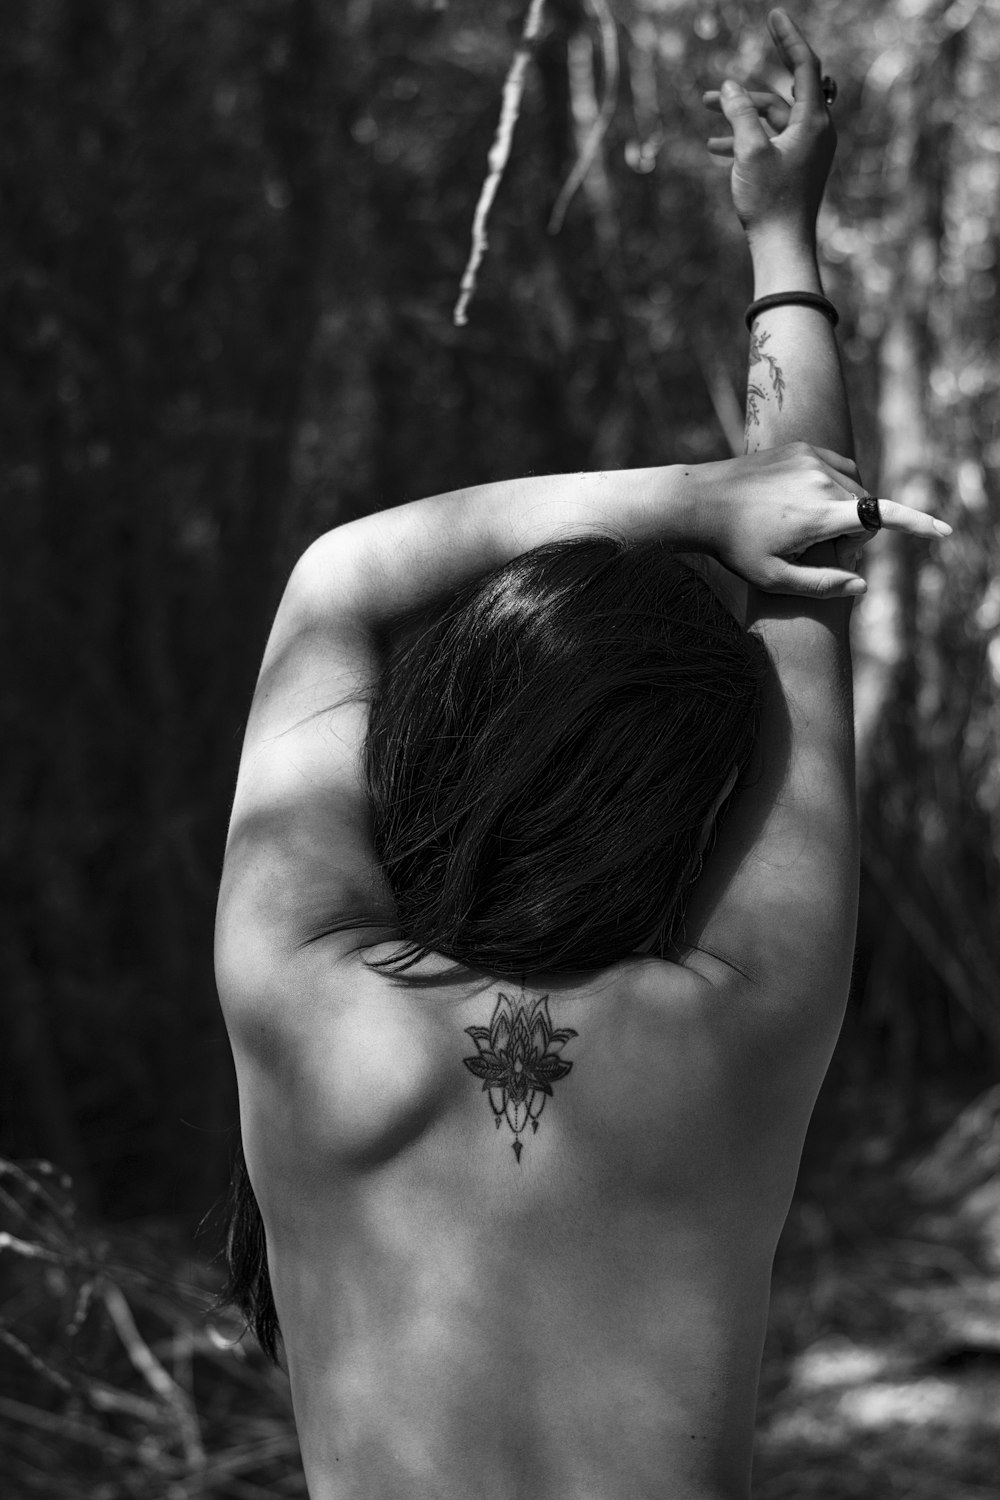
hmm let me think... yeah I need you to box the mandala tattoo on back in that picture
[462,991,577,1163]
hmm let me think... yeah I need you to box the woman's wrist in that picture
[663,461,733,560]
[746,226,822,297]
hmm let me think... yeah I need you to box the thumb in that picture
[772,563,867,599]
[719,79,770,155]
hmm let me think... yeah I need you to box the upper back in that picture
[235,945,824,1208]
[229,948,838,1500]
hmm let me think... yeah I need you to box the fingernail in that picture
[721,79,739,97]
[845,579,867,596]
[933,519,953,536]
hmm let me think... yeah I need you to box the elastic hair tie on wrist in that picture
[744,292,840,331]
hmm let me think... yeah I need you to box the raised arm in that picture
[216,11,945,1046]
[215,452,880,1018]
[684,13,948,1062]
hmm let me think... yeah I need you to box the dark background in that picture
[3,1,999,1494]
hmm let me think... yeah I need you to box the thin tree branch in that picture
[101,1279,206,1470]
[0,1230,69,1263]
[453,0,547,326]
[0,1323,75,1394]
[689,331,745,457]
[548,0,619,234]
[558,26,617,254]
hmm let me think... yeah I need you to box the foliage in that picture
[0,1159,306,1497]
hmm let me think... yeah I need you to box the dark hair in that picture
[364,535,767,979]
[220,1142,280,1364]
[224,534,768,1358]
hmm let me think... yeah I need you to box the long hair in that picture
[224,534,769,1358]
[221,1142,280,1363]
[365,535,767,978]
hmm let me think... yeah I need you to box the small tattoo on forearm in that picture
[463,992,577,1163]
[745,328,785,432]
[745,381,767,433]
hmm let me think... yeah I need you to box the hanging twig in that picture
[624,17,664,173]
[559,26,617,254]
[548,0,619,234]
[453,0,547,326]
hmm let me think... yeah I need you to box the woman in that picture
[216,13,949,1499]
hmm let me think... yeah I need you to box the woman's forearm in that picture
[744,231,855,462]
[291,466,707,631]
[278,229,864,645]
[743,229,859,635]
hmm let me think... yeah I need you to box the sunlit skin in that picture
[216,13,952,1499]
[244,957,810,1500]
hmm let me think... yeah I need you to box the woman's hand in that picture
[691,443,951,597]
[703,9,833,246]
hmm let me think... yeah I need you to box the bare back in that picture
[237,948,832,1500]
[219,83,865,1482]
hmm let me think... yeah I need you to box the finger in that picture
[808,446,863,484]
[840,498,953,540]
[876,499,953,538]
[769,562,867,599]
[705,94,790,139]
[704,89,790,121]
[761,96,792,132]
[767,8,823,121]
[707,86,791,132]
[718,80,771,156]
[706,122,782,152]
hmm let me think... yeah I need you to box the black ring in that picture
[822,75,838,106]
[857,494,882,532]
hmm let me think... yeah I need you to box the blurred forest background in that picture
[3,0,1000,1494]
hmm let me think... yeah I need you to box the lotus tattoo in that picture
[463,993,577,1163]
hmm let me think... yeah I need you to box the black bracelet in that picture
[744,292,839,330]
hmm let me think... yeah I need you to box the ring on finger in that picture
[822,75,838,106]
[857,494,882,532]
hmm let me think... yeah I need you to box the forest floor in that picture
[749,1077,1000,1499]
[755,1200,1000,1498]
[3,1084,1000,1498]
